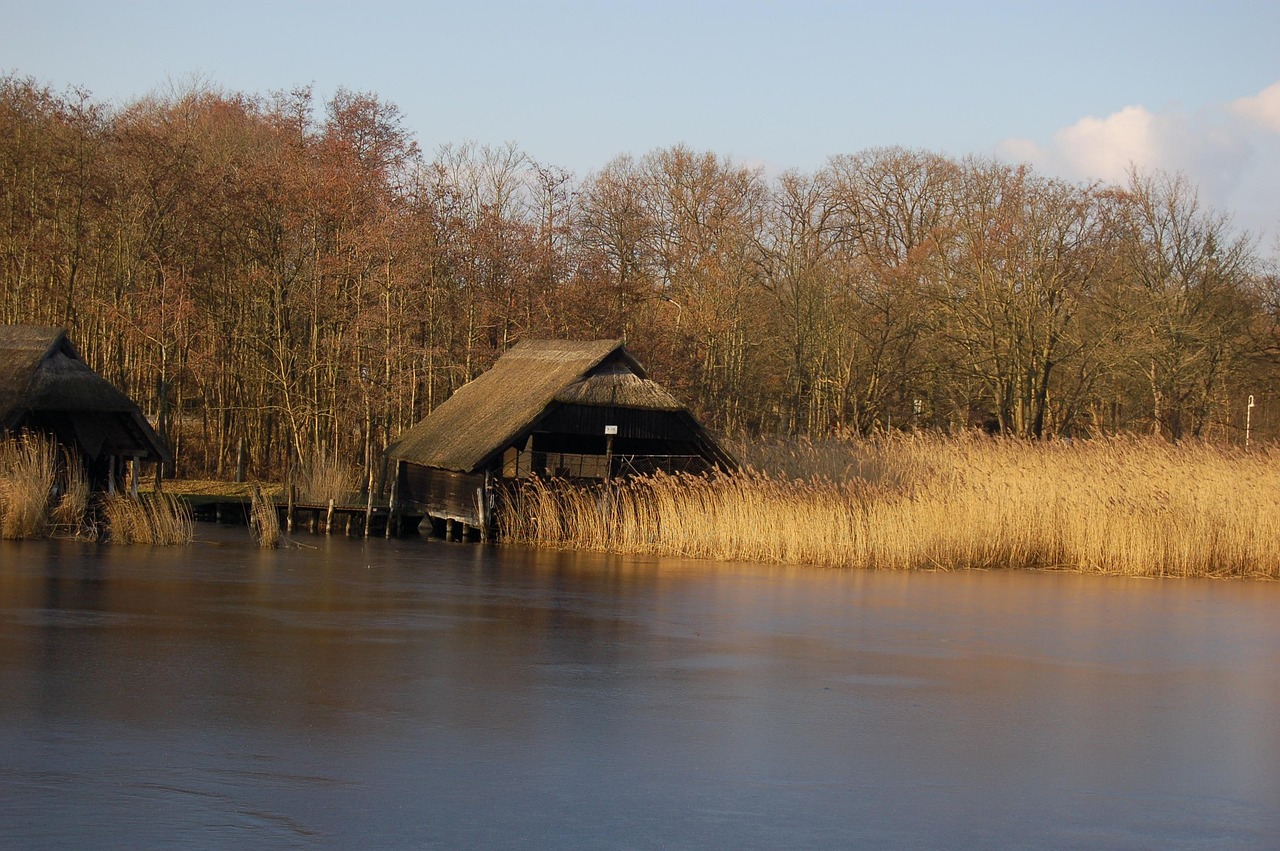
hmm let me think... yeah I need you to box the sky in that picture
[4,0,1279,250]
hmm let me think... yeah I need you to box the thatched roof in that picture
[387,338,716,473]
[0,325,171,463]
[554,360,684,410]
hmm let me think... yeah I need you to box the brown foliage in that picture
[2,73,1276,491]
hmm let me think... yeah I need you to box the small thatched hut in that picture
[385,339,734,534]
[0,325,171,490]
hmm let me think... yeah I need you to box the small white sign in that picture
[604,425,618,435]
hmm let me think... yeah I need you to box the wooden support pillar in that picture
[479,472,493,543]
[325,499,335,535]
[130,455,140,498]
[107,455,116,497]
[385,461,401,539]
[445,518,455,541]
[364,469,375,539]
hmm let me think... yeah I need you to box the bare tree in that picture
[1110,168,1257,439]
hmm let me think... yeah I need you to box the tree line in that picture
[3,74,1278,481]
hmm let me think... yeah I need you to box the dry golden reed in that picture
[500,434,1280,578]
[51,449,90,533]
[1,433,193,544]
[249,483,280,548]
[296,450,360,505]
[103,493,194,546]
[0,433,58,539]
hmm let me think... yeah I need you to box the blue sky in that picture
[4,0,1279,247]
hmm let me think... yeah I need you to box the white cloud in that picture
[1051,106,1161,183]
[1231,81,1280,134]
[997,82,1280,252]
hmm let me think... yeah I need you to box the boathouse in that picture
[385,339,735,536]
[0,325,171,490]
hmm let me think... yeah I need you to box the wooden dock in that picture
[279,500,420,538]
[186,496,422,538]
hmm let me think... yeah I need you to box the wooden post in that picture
[130,455,140,498]
[446,518,455,541]
[325,499,335,535]
[480,471,492,543]
[385,460,401,539]
[364,469,375,539]
[107,455,116,496]
[284,451,293,532]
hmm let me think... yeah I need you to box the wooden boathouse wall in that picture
[398,465,488,527]
[533,403,726,471]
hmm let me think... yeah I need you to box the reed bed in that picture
[2,432,193,544]
[102,493,194,545]
[500,434,1280,578]
[0,433,90,539]
[0,433,57,539]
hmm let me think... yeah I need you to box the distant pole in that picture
[1247,395,1256,448]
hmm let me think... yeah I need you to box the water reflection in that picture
[2,531,1279,848]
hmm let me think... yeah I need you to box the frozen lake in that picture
[2,529,1278,848]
